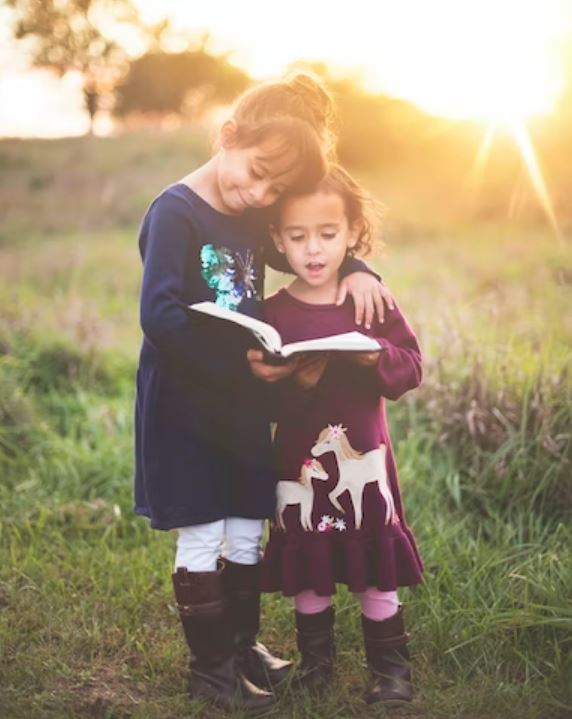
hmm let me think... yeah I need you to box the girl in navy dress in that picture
[134,75,392,712]
[250,164,424,706]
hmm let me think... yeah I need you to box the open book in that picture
[188,301,382,359]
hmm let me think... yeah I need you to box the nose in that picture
[307,234,321,254]
[248,180,271,208]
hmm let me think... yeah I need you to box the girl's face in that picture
[272,191,358,293]
[216,123,300,214]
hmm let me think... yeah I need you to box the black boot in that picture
[223,558,292,690]
[295,606,335,692]
[362,605,413,705]
[172,563,275,712]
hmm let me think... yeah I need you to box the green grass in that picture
[0,133,571,718]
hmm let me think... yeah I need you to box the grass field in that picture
[0,132,570,718]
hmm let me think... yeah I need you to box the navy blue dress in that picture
[134,183,376,530]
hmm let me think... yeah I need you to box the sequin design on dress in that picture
[200,244,259,310]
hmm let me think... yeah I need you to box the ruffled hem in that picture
[260,523,424,596]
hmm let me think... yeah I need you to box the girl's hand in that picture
[336,273,394,329]
[347,350,380,367]
[294,352,329,389]
[247,349,299,382]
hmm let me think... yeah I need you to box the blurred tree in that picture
[286,60,433,169]
[6,0,139,134]
[334,79,429,169]
[113,49,250,120]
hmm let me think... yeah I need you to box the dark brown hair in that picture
[276,163,382,257]
[228,73,336,191]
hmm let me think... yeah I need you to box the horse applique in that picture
[275,458,329,531]
[311,424,395,529]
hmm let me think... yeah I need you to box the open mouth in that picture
[306,262,325,273]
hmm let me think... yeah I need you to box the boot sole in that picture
[366,695,413,706]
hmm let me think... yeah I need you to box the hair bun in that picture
[230,71,337,164]
[287,73,334,130]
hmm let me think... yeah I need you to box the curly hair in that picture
[273,163,383,257]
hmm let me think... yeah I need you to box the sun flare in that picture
[360,0,569,123]
[134,0,572,124]
[132,0,571,240]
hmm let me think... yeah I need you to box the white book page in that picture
[188,301,283,354]
[280,332,381,357]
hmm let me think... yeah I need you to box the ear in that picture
[270,225,286,253]
[219,119,238,149]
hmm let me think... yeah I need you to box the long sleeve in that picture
[356,302,422,400]
[139,192,246,382]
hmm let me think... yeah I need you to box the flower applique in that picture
[317,515,335,533]
[200,244,259,310]
[317,515,347,533]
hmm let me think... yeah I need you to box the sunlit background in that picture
[3,0,572,134]
[133,0,571,121]
[3,0,572,238]
[1,3,571,717]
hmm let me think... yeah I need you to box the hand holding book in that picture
[294,352,330,389]
[246,348,300,383]
[347,351,381,367]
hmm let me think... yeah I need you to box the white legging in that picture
[175,517,265,572]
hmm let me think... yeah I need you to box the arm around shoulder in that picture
[339,254,382,281]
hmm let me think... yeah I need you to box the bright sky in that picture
[1,0,571,137]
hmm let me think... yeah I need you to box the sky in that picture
[1,0,572,137]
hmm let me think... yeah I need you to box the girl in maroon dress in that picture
[249,165,424,705]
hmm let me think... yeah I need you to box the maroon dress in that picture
[260,289,424,597]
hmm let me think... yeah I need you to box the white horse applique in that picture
[311,424,395,529]
[275,458,329,531]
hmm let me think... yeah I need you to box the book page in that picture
[280,332,381,358]
[188,301,283,354]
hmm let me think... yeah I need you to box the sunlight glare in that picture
[508,118,563,243]
[361,0,569,121]
[133,0,572,123]
[467,123,497,189]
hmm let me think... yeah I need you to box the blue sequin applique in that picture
[200,244,259,310]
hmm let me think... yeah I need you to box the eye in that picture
[289,234,305,242]
[321,232,337,240]
[249,165,264,180]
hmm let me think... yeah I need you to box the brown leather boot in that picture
[295,606,335,692]
[223,558,292,690]
[172,563,274,712]
[361,605,413,705]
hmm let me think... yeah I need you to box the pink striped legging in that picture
[295,588,399,621]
